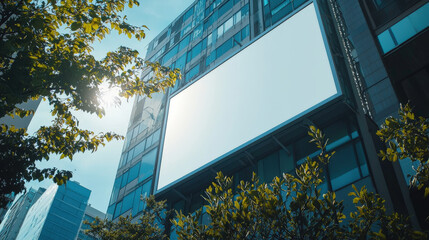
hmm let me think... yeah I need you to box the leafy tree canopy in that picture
[377,104,429,197]
[87,127,427,240]
[0,0,180,207]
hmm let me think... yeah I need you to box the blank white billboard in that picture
[157,3,340,190]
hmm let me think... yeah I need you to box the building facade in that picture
[107,0,428,231]
[15,181,91,240]
[77,205,106,240]
[0,188,45,240]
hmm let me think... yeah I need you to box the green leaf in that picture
[70,22,81,31]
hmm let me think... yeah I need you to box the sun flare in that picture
[99,83,121,109]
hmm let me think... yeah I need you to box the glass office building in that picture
[16,181,91,240]
[107,0,428,230]
[0,188,45,240]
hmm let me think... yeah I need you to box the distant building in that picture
[0,99,41,129]
[0,194,15,225]
[0,188,45,240]
[77,205,106,240]
[15,181,91,240]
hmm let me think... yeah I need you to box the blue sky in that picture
[26,0,195,213]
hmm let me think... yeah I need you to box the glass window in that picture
[109,176,122,204]
[233,31,241,47]
[293,0,306,8]
[194,0,205,23]
[208,33,213,46]
[128,162,140,182]
[119,153,126,168]
[134,139,146,157]
[377,30,396,53]
[139,180,152,213]
[107,204,115,218]
[126,147,134,163]
[355,141,369,177]
[233,10,242,24]
[131,125,139,139]
[132,186,143,216]
[216,38,233,58]
[182,22,193,37]
[224,17,233,33]
[138,120,148,135]
[113,201,122,219]
[187,41,203,62]
[146,134,153,148]
[138,148,158,182]
[391,17,416,44]
[408,3,429,32]
[162,44,179,65]
[184,6,194,21]
[121,191,135,213]
[258,152,280,183]
[179,35,191,52]
[217,24,224,38]
[279,148,294,174]
[120,171,129,188]
[241,25,249,39]
[329,143,361,191]
[175,53,187,71]
[219,0,233,17]
[152,129,161,144]
[241,3,249,17]
[185,64,200,82]
[193,24,203,40]
[206,51,216,66]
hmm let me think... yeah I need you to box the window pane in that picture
[193,24,203,40]
[279,148,294,174]
[217,25,224,38]
[219,0,233,17]
[109,175,122,205]
[127,148,134,163]
[258,152,280,183]
[132,186,143,216]
[183,6,194,21]
[128,162,140,182]
[138,180,152,212]
[179,35,191,52]
[146,134,153,148]
[216,38,233,58]
[162,45,179,64]
[234,11,242,24]
[186,64,200,82]
[224,18,233,33]
[134,139,146,157]
[152,129,161,144]
[377,30,396,53]
[241,25,250,39]
[206,51,215,66]
[355,141,369,177]
[329,143,360,190]
[408,3,429,32]
[390,17,415,44]
[138,148,158,182]
[175,53,187,71]
[113,201,122,219]
[120,171,129,188]
[121,191,135,213]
